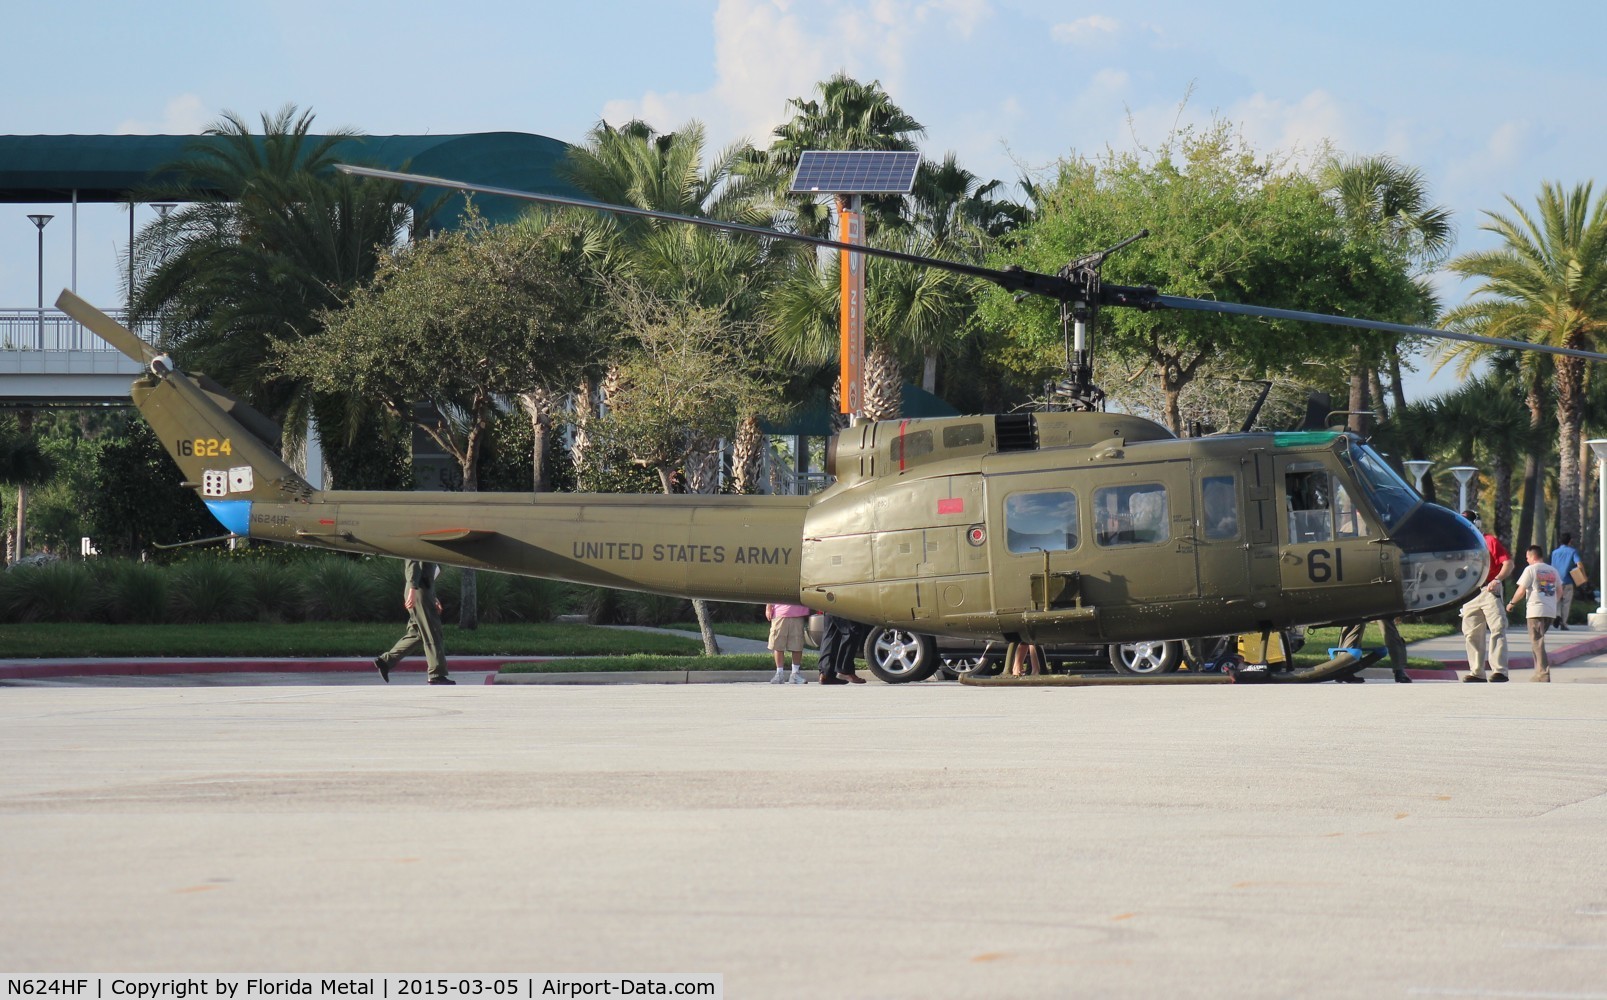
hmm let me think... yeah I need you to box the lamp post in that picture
[1447,466,1479,514]
[27,213,52,349]
[1588,440,1607,630]
[152,203,176,264]
[1404,460,1433,495]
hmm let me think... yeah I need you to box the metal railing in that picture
[0,307,159,352]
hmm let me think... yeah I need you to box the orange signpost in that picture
[838,195,864,416]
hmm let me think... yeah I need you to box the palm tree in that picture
[1444,181,1607,543]
[130,105,418,485]
[557,119,794,647]
[1320,155,1453,431]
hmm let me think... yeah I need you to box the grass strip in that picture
[662,621,771,641]
[0,622,701,659]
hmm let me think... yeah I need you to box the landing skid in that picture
[958,649,1384,686]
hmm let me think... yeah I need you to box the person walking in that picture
[1507,545,1561,682]
[1461,510,1514,683]
[1339,618,1412,683]
[374,559,453,685]
[765,602,811,684]
[1549,533,1582,629]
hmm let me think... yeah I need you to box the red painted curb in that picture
[0,657,544,680]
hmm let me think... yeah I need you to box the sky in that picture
[4,0,1604,401]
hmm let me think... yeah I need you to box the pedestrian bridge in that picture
[0,305,149,405]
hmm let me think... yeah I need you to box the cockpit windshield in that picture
[1344,444,1422,531]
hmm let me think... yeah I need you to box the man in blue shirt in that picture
[1549,533,1582,629]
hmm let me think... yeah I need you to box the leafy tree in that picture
[557,118,795,492]
[0,413,56,563]
[1443,181,1607,543]
[130,104,419,486]
[284,215,604,627]
[981,121,1418,432]
[582,286,779,654]
[1320,155,1453,431]
[85,416,216,556]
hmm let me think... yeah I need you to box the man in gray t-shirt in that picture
[1507,546,1561,682]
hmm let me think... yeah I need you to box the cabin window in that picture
[1285,464,1372,543]
[943,423,984,448]
[1202,475,1240,540]
[1005,491,1080,554]
[891,429,933,465]
[1094,483,1170,546]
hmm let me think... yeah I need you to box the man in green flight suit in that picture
[374,559,453,685]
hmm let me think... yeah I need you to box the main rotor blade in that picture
[1156,295,1607,363]
[337,163,1075,297]
[342,165,1607,365]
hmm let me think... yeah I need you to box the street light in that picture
[1588,440,1607,630]
[1447,466,1479,513]
[27,213,52,349]
[152,203,177,264]
[1404,459,1433,495]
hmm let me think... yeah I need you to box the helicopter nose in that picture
[1395,504,1489,612]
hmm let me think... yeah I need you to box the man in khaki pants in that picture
[1507,546,1561,682]
[1461,511,1514,683]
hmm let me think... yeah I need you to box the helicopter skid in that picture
[959,649,1384,686]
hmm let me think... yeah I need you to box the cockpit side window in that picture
[1202,475,1240,540]
[1285,462,1372,543]
[1094,483,1170,546]
[1005,490,1079,554]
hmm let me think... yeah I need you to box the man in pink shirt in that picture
[765,602,812,684]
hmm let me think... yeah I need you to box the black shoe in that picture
[1462,674,1488,683]
[1393,672,1413,683]
[428,676,456,685]
[374,657,390,683]
[1557,623,1570,631]
[819,674,849,685]
[1489,673,1509,683]
[839,670,867,684]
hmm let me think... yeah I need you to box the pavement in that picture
[3,667,1605,997]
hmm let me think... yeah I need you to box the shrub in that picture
[94,559,169,624]
[239,561,303,623]
[625,592,691,626]
[0,562,98,622]
[167,558,252,623]
[503,575,563,622]
[581,585,631,625]
[301,557,387,622]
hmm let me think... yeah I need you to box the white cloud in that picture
[602,0,996,155]
[1051,15,1119,44]
[115,94,210,135]
[1222,90,1356,169]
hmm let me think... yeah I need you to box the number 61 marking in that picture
[1308,547,1344,583]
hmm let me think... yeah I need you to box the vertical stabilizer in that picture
[56,291,317,535]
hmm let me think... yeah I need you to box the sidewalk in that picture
[1364,623,1607,681]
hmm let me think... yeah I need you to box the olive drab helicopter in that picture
[56,164,1607,681]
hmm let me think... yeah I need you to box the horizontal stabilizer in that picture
[416,527,499,543]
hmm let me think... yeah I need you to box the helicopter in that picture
[54,165,1607,666]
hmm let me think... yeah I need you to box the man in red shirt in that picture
[1461,510,1514,682]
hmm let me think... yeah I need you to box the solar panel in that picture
[788,150,920,194]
